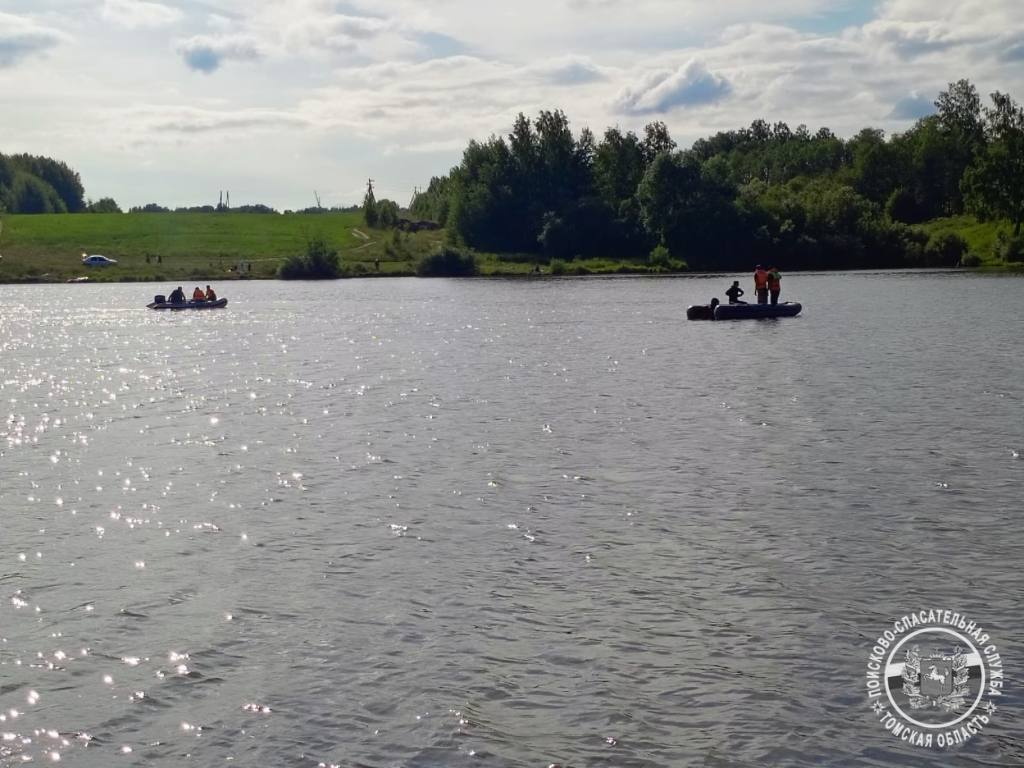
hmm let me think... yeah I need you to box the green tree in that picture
[935,79,985,151]
[593,127,645,206]
[363,180,378,227]
[10,172,66,213]
[375,198,400,228]
[9,154,84,212]
[963,91,1024,235]
[409,176,451,224]
[87,197,122,213]
[641,121,676,163]
[637,152,740,268]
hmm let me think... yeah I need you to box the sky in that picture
[1,0,1022,210]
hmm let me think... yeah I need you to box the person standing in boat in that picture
[204,285,217,301]
[168,286,186,304]
[754,265,770,304]
[767,267,782,305]
[725,280,746,304]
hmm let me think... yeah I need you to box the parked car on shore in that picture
[81,254,118,266]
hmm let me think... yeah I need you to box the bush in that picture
[384,229,406,259]
[538,212,571,258]
[960,252,982,267]
[88,197,123,213]
[416,246,478,276]
[278,237,344,279]
[995,232,1024,263]
[923,232,967,267]
[648,244,672,267]
[549,259,566,275]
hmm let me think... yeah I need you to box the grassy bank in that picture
[918,215,1022,268]
[0,212,1019,283]
[0,212,446,282]
[0,211,680,282]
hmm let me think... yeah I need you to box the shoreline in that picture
[3,265,1020,287]
[2,212,1020,283]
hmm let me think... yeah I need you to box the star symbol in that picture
[872,701,887,715]
[984,701,998,716]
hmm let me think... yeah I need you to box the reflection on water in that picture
[0,274,1022,767]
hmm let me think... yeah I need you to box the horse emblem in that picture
[902,645,968,711]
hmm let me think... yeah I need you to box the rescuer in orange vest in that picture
[754,265,770,304]
[767,267,782,305]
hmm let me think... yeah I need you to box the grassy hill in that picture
[917,215,1021,267]
[0,212,446,282]
[0,211,680,281]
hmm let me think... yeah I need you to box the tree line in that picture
[410,79,1024,269]
[0,153,88,213]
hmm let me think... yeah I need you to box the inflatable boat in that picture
[147,294,228,310]
[687,302,802,320]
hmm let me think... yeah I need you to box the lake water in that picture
[0,272,1021,767]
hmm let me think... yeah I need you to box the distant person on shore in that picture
[192,286,205,300]
[754,265,769,304]
[768,267,782,305]
[168,286,186,304]
[204,285,217,301]
[725,280,746,304]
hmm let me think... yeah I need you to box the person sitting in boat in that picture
[725,281,746,304]
[192,286,205,301]
[204,285,217,301]
[168,286,186,304]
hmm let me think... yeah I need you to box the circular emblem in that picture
[866,610,1003,749]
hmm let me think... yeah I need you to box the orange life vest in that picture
[767,271,781,290]
[754,269,769,290]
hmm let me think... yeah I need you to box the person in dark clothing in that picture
[725,281,746,304]
[168,286,186,304]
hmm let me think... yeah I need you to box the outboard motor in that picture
[154,294,166,304]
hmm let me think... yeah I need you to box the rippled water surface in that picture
[1,273,1022,767]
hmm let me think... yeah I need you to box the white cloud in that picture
[104,104,309,140]
[531,55,608,85]
[101,0,182,30]
[176,34,263,73]
[614,59,731,114]
[0,12,69,68]
[5,0,1024,208]
[283,13,392,55]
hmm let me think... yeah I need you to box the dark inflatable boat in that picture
[687,302,802,320]
[147,294,228,310]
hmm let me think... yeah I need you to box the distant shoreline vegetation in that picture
[409,79,1024,271]
[1,78,1022,281]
